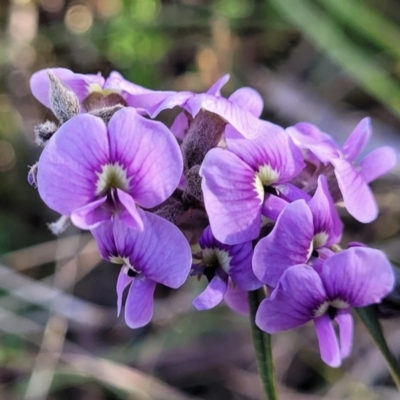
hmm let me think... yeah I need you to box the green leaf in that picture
[356,306,400,390]
[269,0,400,118]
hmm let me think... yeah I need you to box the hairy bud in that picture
[89,104,124,124]
[184,165,203,202]
[181,110,225,171]
[48,70,80,123]
[34,120,58,146]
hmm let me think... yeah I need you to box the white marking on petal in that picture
[330,299,349,309]
[96,162,131,196]
[253,164,280,204]
[313,231,329,249]
[203,247,233,274]
[314,301,329,318]
[110,256,139,274]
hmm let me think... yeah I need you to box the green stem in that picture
[356,306,400,391]
[248,289,278,400]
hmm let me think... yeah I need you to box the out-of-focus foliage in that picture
[0,0,400,399]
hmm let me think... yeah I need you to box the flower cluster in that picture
[29,68,396,366]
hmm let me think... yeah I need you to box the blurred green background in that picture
[1,0,400,399]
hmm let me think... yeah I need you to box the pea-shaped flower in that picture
[37,108,183,230]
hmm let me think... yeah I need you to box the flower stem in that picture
[248,289,278,400]
[356,306,400,391]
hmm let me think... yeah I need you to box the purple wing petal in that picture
[170,111,190,140]
[286,123,338,164]
[225,124,305,184]
[206,74,230,96]
[332,158,377,223]
[186,93,263,138]
[71,196,111,230]
[224,279,249,315]
[307,175,342,246]
[336,309,353,359]
[261,194,289,221]
[37,114,109,216]
[341,118,371,162]
[117,189,144,231]
[321,247,395,307]
[112,211,191,288]
[229,241,262,291]
[360,146,397,183]
[255,265,327,332]
[103,71,151,94]
[124,276,156,328]
[192,274,228,311]
[116,267,134,316]
[90,219,117,260]
[200,148,262,244]
[107,108,183,208]
[228,87,264,117]
[147,91,194,118]
[314,314,341,367]
[253,200,314,287]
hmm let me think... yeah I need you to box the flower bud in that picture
[48,70,80,123]
[89,104,124,124]
[181,110,225,171]
[34,120,58,146]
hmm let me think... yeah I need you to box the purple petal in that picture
[103,71,151,94]
[341,118,371,162]
[147,91,194,118]
[170,111,190,140]
[314,314,341,367]
[117,189,144,231]
[332,158,377,223]
[186,93,263,138]
[286,123,338,164]
[321,247,395,307]
[275,183,311,202]
[206,74,230,96]
[261,194,288,221]
[124,276,156,328]
[253,200,314,287]
[336,309,353,359]
[116,267,134,316]
[37,114,109,216]
[90,219,117,260]
[228,242,262,291]
[199,226,260,290]
[193,275,228,311]
[200,148,262,244]
[255,265,327,332]
[360,146,397,183]
[224,279,249,315]
[71,196,111,230]
[228,87,264,117]
[112,211,191,288]
[225,124,305,183]
[307,175,342,246]
[107,108,183,208]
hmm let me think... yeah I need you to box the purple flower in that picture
[91,212,192,328]
[256,247,394,367]
[30,68,174,113]
[253,175,342,287]
[37,108,182,230]
[200,123,305,244]
[287,118,397,223]
[192,226,261,312]
[148,74,265,139]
